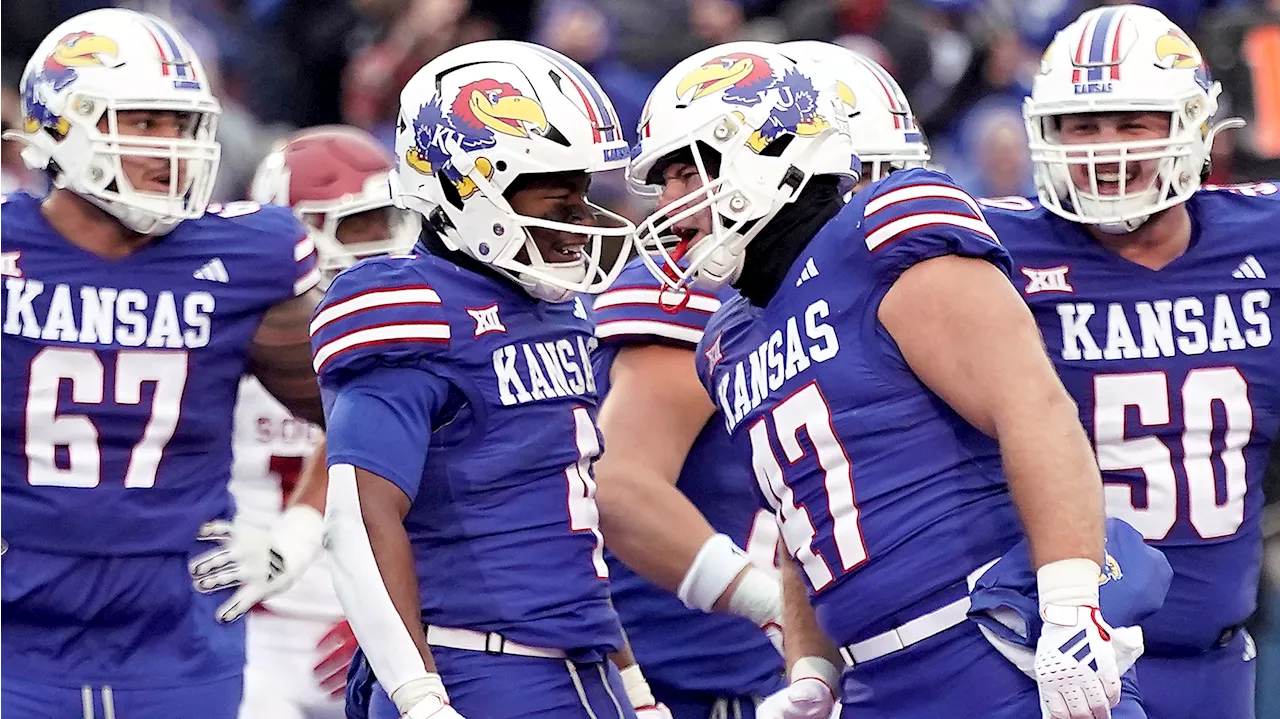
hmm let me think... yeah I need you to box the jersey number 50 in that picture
[25,347,188,488]
[1094,367,1251,540]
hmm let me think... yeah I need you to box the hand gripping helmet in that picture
[1024,5,1243,233]
[4,8,221,235]
[389,40,634,303]
[781,41,930,184]
[628,41,858,291]
[251,125,420,285]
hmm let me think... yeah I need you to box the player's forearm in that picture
[285,435,328,514]
[325,464,437,697]
[997,387,1106,569]
[252,290,325,426]
[779,552,840,670]
[596,460,778,627]
[596,459,718,590]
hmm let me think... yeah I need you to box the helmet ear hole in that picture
[758,135,793,158]
[438,174,464,211]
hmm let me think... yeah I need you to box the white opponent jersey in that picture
[230,376,341,619]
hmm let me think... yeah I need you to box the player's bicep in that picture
[252,288,324,425]
[879,254,1070,438]
[596,343,716,487]
[323,365,449,500]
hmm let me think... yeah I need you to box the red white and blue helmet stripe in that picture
[1073,7,1126,83]
[525,44,620,143]
[851,53,915,131]
[140,15,199,84]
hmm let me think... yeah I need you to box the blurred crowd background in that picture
[3,0,1280,714]
[5,0,1280,213]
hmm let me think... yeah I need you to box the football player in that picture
[590,42,929,719]
[312,41,667,719]
[225,125,420,719]
[0,8,325,718]
[630,41,1138,719]
[982,6,1276,718]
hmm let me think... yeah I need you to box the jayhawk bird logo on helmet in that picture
[674,52,830,153]
[405,79,549,200]
[22,32,120,135]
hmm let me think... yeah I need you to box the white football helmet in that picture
[781,41,929,184]
[250,125,420,285]
[629,41,857,291]
[1025,5,1242,233]
[4,8,221,235]
[390,40,634,303]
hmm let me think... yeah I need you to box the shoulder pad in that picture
[310,256,450,384]
[694,293,751,397]
[593,259,726,348]
[202,201,320,296]
[856,168,1013,282]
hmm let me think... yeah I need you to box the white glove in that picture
[757,657,839,719]
[396,675,468,719]
[189,505,325,623]
[1034,559,1121,719]
[619,664,673,718]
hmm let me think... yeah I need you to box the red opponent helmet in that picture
[251,125,419,283]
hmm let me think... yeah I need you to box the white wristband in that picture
[391,674,449,715]
[726,565,781,628]
[677,533,751,613]
[619,664,656,709]
[1037,558,1101,612]
[790,656,840,691]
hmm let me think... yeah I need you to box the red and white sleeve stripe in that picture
[310,286,443,335]
[595,319,705,345]
[862,183,998,252]
[310,285,448,373]
[592,287,722,314]
[312,321,451,373]
[294,234,321,295]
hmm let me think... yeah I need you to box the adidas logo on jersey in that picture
[1232,255,1266,280]
[193,258,229,283]
[795,258,819,287]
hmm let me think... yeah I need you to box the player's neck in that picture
[1085,204,1191,271]
[41,190,152,259]
[735,177,844,306]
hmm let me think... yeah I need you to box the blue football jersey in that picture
[312,248,622,655]
[1,194,319,555]
[695,169,1024,648]
[592,259,785,697]
[984,183,1280,652]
